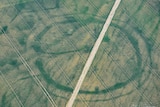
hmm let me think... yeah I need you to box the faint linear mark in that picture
[0,70,24,107]
[0,25,57,107]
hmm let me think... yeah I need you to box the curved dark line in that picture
[35,49,140,95]
[111,23,142,67]
[111,22,154,89]
[33,22,145,95]
[76,90,133,102]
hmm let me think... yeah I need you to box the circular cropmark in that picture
[26,2,154,103]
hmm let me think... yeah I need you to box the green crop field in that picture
[0,0,160,107]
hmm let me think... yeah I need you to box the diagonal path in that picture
[66,0,121,106]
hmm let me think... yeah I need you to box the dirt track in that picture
[66,0,122,107]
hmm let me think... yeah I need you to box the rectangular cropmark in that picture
[66,0,122,107]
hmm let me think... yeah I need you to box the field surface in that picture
[0,0,160,107]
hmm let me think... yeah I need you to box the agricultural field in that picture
[0,0,160,107]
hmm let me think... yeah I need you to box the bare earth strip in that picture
[66,0,121,107]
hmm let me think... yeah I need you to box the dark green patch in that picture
[95,86,99,93]
[83,45,92,53]
[0,60,7,67]
[64,16,77,23]
[35,25,52,40]
[81,6,89,14]
[32,44,44,53]
[18,35,27,45]
[1,93,7,107]
[103,35,110,42]
[0,26,8,34]
[9,59,18,66]
[55,0,60,8]
[15,2,25,11]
